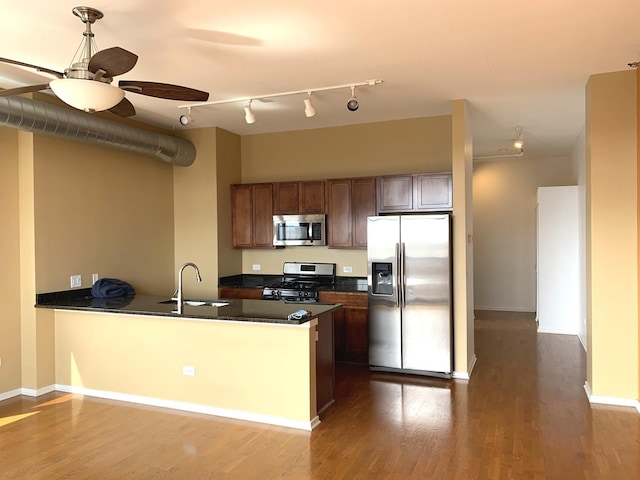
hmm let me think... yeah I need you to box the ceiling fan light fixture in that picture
[304,92,316,118]
[49,78,124,112]
[244,100,256,124]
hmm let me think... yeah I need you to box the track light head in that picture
[304,92,317,118]
[347,86,359,111]
[179,106,192,126]
[244,100,256,124]
[513,126,524,149]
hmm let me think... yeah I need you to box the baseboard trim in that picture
[537,328,579,336]
[20,385,56,397]
[0,388,22,402]
[474,306,534,313]
[453,354,477,380]
[55,384,318,431]
[584,382,640,412]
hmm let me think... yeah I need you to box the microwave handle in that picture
[308,223,313,239]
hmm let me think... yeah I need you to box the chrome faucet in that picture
[175,262,202,314]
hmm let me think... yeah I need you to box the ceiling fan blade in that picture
[0,57,63,78]
[119,80,209,101]
[89,47,138,78]
[108,97,136,117]
[0,83,51,97]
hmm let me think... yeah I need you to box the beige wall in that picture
[33,135,175,295]
[451,100,475,374]
[0,127,22,393]
[473,155,576,311]
[238,116,453,275]
[586,69,638,400]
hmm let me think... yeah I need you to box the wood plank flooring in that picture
[1,311,638,479]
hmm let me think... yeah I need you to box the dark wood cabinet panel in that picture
[377,175,413,212]
[300,181,326,214]
[274,181,326,214]
[327,177,375,249]
[253,184,275,247]
[318,291,368,364]
[378,173,452,213]
[415,173,453,211]
[327,179,352,248]
[231,185,254,248]
[352,178,376,248]
[231,183,274,248]
[273,182,299,214]
[218,287,264,300]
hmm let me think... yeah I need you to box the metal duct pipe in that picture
[0,95,196,166]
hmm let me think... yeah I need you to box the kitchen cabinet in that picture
[327,177,376,249]
[377,173,452,213]
[218,287,264,300]
[231,183,274,248]
[318,291,368,364]
[274,181,325,214]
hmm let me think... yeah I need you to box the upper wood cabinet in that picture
[231,183,274,248]
[274,181,325,214]
[377,173,452,213]
[327,177,376,249]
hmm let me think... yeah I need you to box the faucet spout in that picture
[176,262,202,314]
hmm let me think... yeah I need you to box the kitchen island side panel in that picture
[54,310,317,427]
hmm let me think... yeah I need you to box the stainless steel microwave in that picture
[273,214,326,246]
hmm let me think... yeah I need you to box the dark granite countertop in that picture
[36,288,341,325]
[219,274,368,293]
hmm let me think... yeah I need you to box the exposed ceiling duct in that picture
[0,95,196,166]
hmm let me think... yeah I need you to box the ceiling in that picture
[1,0,639,159]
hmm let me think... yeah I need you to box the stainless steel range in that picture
[263,262,336,303]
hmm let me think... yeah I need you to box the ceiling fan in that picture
[0,6,209,117]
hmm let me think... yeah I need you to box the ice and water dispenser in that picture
[371,262,394,295]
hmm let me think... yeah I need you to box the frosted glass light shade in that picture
[49,78,125,112]
[304,97,316,117]
[244,105,256,124]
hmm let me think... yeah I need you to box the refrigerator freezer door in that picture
[400,215,452,373]
[367,216,402,369]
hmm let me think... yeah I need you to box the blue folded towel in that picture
[91,278,136,299]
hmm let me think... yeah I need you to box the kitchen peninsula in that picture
[36,291,340,431]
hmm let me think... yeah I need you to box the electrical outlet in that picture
[182,365,195,376]
[92,273,99,284]
[343,266,353,273]
[70,275,82,288]
[252,264,261,271]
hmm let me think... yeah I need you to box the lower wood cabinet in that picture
[218,287,264,300]
[318,291,369,364]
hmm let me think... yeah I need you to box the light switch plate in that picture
[252,264,261,271]
[343,266,353,273]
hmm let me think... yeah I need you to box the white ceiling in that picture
[1,0,639,159]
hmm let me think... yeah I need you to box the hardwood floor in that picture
[1,312,638,479]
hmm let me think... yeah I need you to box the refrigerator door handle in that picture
[401,242,406,308]
[395,242,401,308]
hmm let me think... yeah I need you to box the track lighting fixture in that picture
[347,86,359,111]
[177,79,383,123]
[244,99,256,124]
[304,92,317,118]
[179,106,192,126]
[513,126,524,150]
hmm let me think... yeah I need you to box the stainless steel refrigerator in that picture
[367,214,452,378]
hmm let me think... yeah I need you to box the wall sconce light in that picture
[304,92,317,118]
[244,99,256,124]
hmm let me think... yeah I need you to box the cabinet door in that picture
[273,182,299,214]
[327,179,353,248]
[352,178,376,248]
[300,181,326,213]
[218,288,264,300]
[253,183,274,247]
[344,308,369,364]
[231,185,253,248]
[415,173,452,211]
[377,175,413,212]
